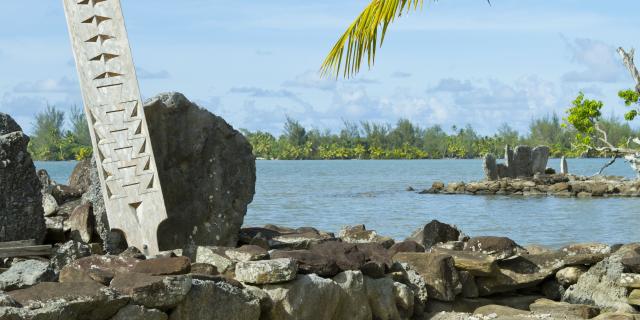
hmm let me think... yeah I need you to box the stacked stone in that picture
[484,145,551,181]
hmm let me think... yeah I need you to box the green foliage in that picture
[27,105,93,161]
[565,93,603,135]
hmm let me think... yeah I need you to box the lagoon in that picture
[36,158,640,248]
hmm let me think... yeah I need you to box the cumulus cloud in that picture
[229,86,313,111]
[561,37,625,83]
[427,78,475,93]
[282,70,336,91]
[137,68,171,80]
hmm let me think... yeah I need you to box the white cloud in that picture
[561,37,625,83]
[13,77,78,94]
[282,70,336,91]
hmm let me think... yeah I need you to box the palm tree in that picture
[320,0,489,78]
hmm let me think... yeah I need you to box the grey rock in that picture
[504,145,515,178]
[0,113,46,243]
[561,156,569,174]
[0,260,55,291]
[110,273,192,310]
[42,193,58,217]
[365,276,414,320]
[563,246,636,313]
[512,145,533,177]
[37,169,57,194]
[556,266,587,286]
[68,203,94,243]
[531,146,550,174]
[144,92,256,250]
[192,246,235,274]
[51,240,92,272]
[464,236,525,260]
[393,252,460,302]
[235,258,297,284]
[68,159,92,193]
[483,154,498,181]
[407,220,461,249]
[170,279,260,320]
[530,298,600,319]
[261,274,343,320]
[333,271,372,320]
[111,305,168,320]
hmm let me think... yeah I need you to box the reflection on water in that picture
[36,158,640,247]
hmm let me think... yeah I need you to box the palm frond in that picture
[320,0,424,79]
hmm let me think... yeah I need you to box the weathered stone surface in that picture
[0,260,55,291]
[110,273,192,309]
[557,266,588,286]
[309,241,366,271]
[483,154,498,180]
[541,278,565,300]
[628,289,640,306]
[561,156,569,174]
[133,256,191,276]
[364,276,414,320]
[531,146,550,174]
[512,145,533,177]
[332,271,372,320]
[60,255,139,285]
[338,225,394,248]
[68,203,94,243]
[51,184,84,205]
[458,271,479,298]
[42,193,58,217]
[619,273,640,288]
[563,246,637,313]
[170,279,260,320]
[593,312,640,320]
[388,240,425,256]
[0,114,46,243]
[111,305,168,320]
[120,246,147,260]
[407,220,462,249]
[68,159,92,194]
[530,298,600,319]
[224,245,268,262]
[474,304,530,316]
[562,243,612,256]
[190,263,218,276]
[270,249,340,277]
[6,282,128,320]
[193,246,235,274]
[393,252,460,301]
[464,236,525,260]
[51,240,92,272]
[432,248,498,276]
[235,258,297,284]
[144,92,256,250]
[261,274,343,320]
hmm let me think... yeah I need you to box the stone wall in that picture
[484,145,550,180]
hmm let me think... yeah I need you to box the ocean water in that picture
[35,158,640,248]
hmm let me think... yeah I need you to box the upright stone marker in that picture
[62,0,167,255]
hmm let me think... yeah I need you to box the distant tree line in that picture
[27,106,638,161]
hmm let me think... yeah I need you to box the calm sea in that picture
[35,158,640,248]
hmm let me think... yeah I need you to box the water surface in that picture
[36,158,640,247]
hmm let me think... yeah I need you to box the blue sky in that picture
[0,0,639,135]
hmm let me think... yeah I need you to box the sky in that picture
[0,0,639,136]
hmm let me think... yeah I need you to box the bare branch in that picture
[594,122,615,149]
[596,155,619,176]
[618,47,640,94]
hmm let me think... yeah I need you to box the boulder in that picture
[192,246,235,274]
[458,271,479,298]
[169,279,260,320]
[629,289,640,306]
[42,193,58,217]
[393,252,460,301]
[234,258,297,284]
[111,305,168,320]
[0,260,55,291]
[531,146,550,174]
[144,92,256,250]
[432,248,498,276]
[59,255,140,285]
[557,266,588,286]
[474,304,530,316]
[68,159,92,193]
[309,241,365,271]
[407,220,462,249]
[561,156,569,174]
[68,203,95,243]
[51,184,84,204]
[224,245,269,262]
[619,273,640,288]
[110,273,192,309]
[530,298,600,319]
[270,249,340,277]
[511,145,533,177]
[389,240,425,256]
[132,256,191,276]
[483,154,498,180]
[332,271,372,320]
[563,245,637,313]
[5,282,128,320]
[338,225,394,248]
[0,113,46,243]
[464,236,525,260]
[364,276,414,320]
[261,274,343,320]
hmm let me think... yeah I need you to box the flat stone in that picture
[132,256,191,276]
[111,305,168,320]
[0,260,55,291]
[193,246,235,274]
[51,184,84,204]
[270,249,340,277]
[224,245,268,262]
[190,263,218,276]
[464,236,525,260]
[530,298,600,319]
[110,273,192,309]
[432,248,498,276]
[169,279,260,320]
[338,225,394,248]
[59,255,140,285]
[235,258,297,284]
[393,252,460,301]
[51,240,92,272]
[474,304,530,316]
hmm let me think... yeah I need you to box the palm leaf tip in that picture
[320,0,424,79]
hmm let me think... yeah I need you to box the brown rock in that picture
[474,304,530,316]
[407,220,461,249]
[224,245,269,262]
[132,256,191,276]
[393,252,460,301]
[309,241,365,271]
[59,255,140,285]
[68,203,95,243]
[68,158,92,193]
[432,248,498,276]
[51,184,84,204]
[530,298,600,319]
[110,272,192,309]
[270,250,340,277]
[190,263,218,276]
[464,236,525,260]
[388,240,425,256]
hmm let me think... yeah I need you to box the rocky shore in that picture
[418,173,640,198]
[0,220,639,319]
